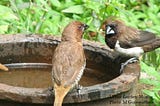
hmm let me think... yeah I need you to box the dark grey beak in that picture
[83,24,89,30]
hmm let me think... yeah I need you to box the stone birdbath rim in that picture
[0,34,140,104]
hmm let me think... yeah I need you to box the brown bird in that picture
[52,21,88,106]
[101,17,160,58]
[101,17,160,73]
[0,63,8,71]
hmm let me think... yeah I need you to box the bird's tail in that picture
[53,83,71,106]
[0,63,8,71]
[143,38,160,52]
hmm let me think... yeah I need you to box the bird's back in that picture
[130,31,158,46]
[119,30,159,48]
[52,41,85,87]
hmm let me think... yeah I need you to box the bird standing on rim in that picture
[52,21,88,106]
[0,64,8,71]
[101,17,160,71]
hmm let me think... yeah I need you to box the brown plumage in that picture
[0,63,8,71]
[52,21,88,106]
[101,17,160,57]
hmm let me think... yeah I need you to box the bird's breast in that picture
[74,61,86,85]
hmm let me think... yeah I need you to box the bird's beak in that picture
[83,24,89,30]
[106,25,115,35]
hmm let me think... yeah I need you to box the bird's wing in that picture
[52,42,85,87]
[131,31,157,46]
[120,31,158,48]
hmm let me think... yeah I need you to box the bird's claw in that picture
[127,57,139,64]
[48,86,54,92]
[76,84,83,98]
[120,57,139,73]
[42,86,54,96]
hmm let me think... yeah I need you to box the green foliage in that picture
[0,5,18,33]
[140,61,160,105]
[0,0,127,39]
[0,0,160,105]
[143,49,160,71]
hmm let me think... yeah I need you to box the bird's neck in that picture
[61,39,83,46]
[61,37,82,43]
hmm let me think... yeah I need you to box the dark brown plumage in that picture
[52,21,88,106]
[0,63,8,71]
[101,17,160,57]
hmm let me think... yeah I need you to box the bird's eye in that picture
[78,25,83,30]
[113,24,117,27]
[78,24,88,31]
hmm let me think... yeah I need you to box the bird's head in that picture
[101,17,125,49]
[62,21,89,42]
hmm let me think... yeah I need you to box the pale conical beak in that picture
[83,24,89,30]
[106,25,115,35]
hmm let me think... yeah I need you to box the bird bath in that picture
[0,34,140,106]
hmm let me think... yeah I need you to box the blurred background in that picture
[0,0,159,105]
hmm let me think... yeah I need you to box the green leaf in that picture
[62,5,84,14]
[50,0,61,7]
[97,34,105,44]
[140,61,160,81]
[155,92,160,100]
[84,1,101,13]
[142,84,160,104]
[143,90,158,100]
[0,5,18,20]
[0,25,8,34]
[140,78,160,87]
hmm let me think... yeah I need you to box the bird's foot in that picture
[76,84,83,98]
[48,86,54,92]
[120,57,139,73]
[42,86,54,96]
[47,86,54,95]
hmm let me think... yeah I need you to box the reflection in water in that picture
[0,66,112,88]
[0,61,120,106]
[0,61,119,106]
